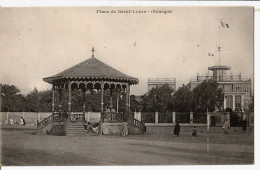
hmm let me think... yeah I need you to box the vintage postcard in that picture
[0,6,254,166]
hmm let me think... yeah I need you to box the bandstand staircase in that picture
[65,121,86,136]
[105,112,146,134]
[37,112,67,136]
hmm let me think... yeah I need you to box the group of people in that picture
[222,118,248,134]
[86,122,99,134]
[8,117,26,125]
[173,123,197,137]
[173,118,249,137]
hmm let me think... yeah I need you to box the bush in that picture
[230,112,243,127]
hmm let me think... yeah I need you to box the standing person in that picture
[20,117,25,125]
[10,118,14,126]
[222,119,230,134]
[242,118,247,133]
[173,122,180,137]
[192,126,197,137]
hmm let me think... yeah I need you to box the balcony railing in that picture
[148,78,176,83]
[190,75,251,82]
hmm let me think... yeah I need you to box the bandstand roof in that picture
[43,56,139,85]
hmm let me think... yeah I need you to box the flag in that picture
[220,21,229,28]
[208,53,214,56]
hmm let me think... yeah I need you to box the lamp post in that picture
[207,100,210,131]
[154,94,159,124]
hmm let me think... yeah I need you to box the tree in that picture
[25,88,41,112]
[130,95,143,112]
[141,84,174,113]
[0,84,25,112]
[173,84,193,112]
[192,80,224,113]
[38,90,52,112]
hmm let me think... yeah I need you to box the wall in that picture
[0,112,101,125]
[0,112,52,125]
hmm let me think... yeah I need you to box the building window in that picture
[226,96,233,109]
[235,95,241,108]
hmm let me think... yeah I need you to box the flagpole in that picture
[218,19,221,66]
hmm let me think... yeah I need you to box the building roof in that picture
[43,57,139,85]
[208,65,231,71]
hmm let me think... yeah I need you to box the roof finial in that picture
[91,47,95,58]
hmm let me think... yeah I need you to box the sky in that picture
[0,7,254,95]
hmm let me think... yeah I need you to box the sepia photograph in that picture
[0,6,254,166]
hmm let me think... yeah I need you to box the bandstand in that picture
[38,48,145,136]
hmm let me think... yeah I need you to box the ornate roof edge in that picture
[43,75,139,85]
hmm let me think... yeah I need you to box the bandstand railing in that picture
[104,112,125,123]
[37,114,53,130]
[70,113,84,122]
[52,112,67,123]
[126,114,146,133]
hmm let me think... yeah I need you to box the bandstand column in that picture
[52,85,55,113]
[125,83,130,114]
[58,87,63,112]
[100,81,104,135]
[128,86,131,114]
[82,89,86,122]
[101,81,104,112]
[116,90,120,113]
[68,80,72,113]
[110,89,113,110]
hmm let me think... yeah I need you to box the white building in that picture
[189,65,252,112]
[147,78,176,92]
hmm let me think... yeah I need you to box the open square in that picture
[1,125,254,165]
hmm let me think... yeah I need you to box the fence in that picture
[141,112,155,123]
[175,112,190,123]
[193,112,207,123]
[158,112,173,123]
[141,112,204,124]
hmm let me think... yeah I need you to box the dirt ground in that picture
[0,125,254,165]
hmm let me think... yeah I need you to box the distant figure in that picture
[20,117,25,125]
[174,123,180,137]
[192,126,197,137]
[222,119,230,134]
[111,108,116,113]
[63,110,68,119]
[242,118,247,133]
[10,118,14,126]
[105,107,110,113]
[120,122,128,137]
[70,113,76,122]
[92,124,99,134]
[87,122,95,133]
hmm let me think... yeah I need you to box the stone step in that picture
[65,122,87,136]
[68,125,84,127]
[66,132,86,135]
[68,127,84,129]
[69,124,84,126]
[67,132,86,135]
[67,129,86,132]
[67,130,86,133]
